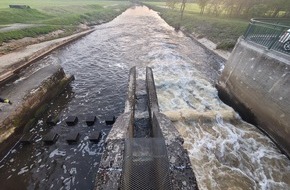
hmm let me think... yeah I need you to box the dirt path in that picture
[0,23,42,32]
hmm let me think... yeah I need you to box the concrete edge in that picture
[184,31,230,61]
[0,67,74,159]
[218,37,290,157]
[0,29,95,86]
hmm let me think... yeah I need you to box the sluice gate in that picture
[95,67,198,190]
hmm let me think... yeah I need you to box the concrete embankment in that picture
[0,29,94,86]
[218,37,290,156]
[0,29,94,158]
[0,63,73,158]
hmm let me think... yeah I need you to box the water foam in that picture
[150,36,290,189]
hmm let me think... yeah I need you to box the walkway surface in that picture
[188,32,231,60]
[0,24,42,32]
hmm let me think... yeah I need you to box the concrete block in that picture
[66,116,78,126]
[86,115,96,126]
[66,132,80,144]
[43,132,58,145]
[46,116,59,126]
[105,116,115,125]
[89,132,101,143]
[20,134,35,144]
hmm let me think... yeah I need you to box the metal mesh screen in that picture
[121,138,172,190]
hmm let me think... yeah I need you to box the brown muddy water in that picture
[0,6,289,190]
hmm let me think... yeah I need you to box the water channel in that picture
[0,6,290,190]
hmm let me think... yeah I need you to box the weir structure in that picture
[218,19,290,157]
[95,67,198,190]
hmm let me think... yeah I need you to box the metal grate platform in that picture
[121,138,172,190]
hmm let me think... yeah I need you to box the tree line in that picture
[165,0,290,18]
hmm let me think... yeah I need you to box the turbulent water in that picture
[0,6,289,190]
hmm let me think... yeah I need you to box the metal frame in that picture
[243,18,290,54]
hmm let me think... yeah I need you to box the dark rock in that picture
[66,116,78,126]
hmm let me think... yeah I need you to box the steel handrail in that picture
[244,18,290,54]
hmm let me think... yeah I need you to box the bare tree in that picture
[197,0,210,15]
[166,0,179,10]
[180,0,187,20]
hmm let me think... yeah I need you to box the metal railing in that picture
[243,18,290,55]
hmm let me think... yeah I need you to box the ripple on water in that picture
[0,5,289,190]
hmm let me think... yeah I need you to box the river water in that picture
[0,6,290,190]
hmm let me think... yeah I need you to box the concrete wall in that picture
[0,63,73,158]
[218,37,290,156]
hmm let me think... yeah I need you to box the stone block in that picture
[66,116,78,126]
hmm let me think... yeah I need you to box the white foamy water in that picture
[49,149,66,158]
[18,166,29,175]
[104,6,290,189]
[149,51,290,189]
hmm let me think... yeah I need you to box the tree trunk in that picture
[272,8,281,18]
[180,0,186,20]
[200,6,205,15]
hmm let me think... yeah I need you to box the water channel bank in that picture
[0,6,289,190]
[0,63,73,158]
[218,37,290,156]
[0,29,96,158]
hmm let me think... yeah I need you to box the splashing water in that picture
[0,5,289,190]
[148,37,290,189]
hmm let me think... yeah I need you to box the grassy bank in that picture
[0,1,130,44]
[145,2,249,50]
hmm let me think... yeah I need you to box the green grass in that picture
[0,9,51,25]
[148,2,200,14]
[0,25,75,43]
[0,1,130,44]
[145,2,249,51]
[0,0,123,9]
